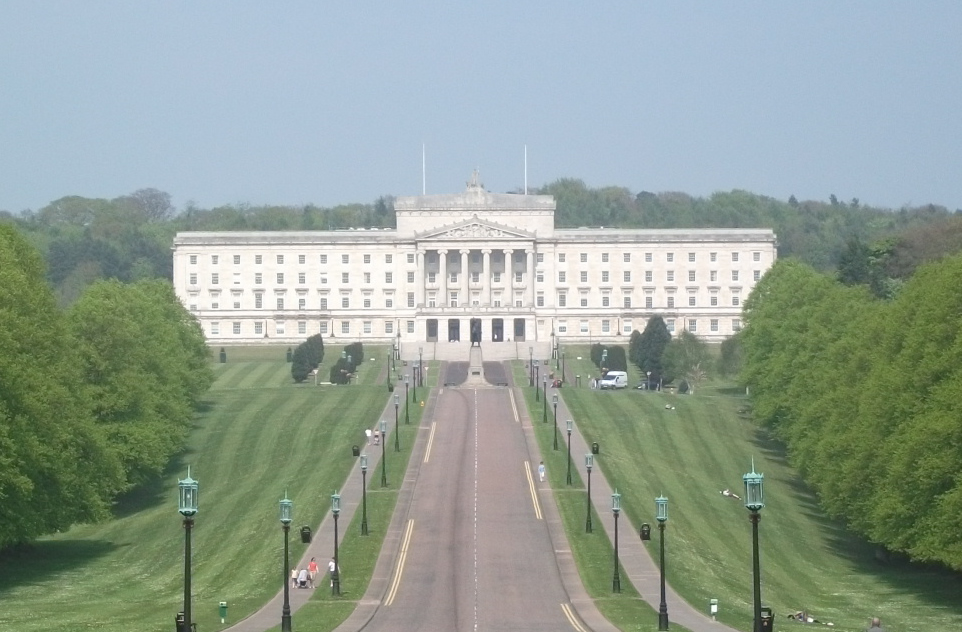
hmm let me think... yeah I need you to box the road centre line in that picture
[509,388,520,422]
[384,518,415,606]
[561,603,588,632]
[524,461,543,520]
[423,421,437,463]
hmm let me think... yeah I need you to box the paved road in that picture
[361,382,575,631]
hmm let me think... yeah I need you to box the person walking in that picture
[328,557,339,588]
[538,461,545,482]
[307,557,319,588]
[290,567,298,588]
[866,617,886,631]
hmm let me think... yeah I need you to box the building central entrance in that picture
[448,319,460,342]
[492,318,504,342]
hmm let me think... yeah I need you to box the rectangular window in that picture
[320,254,327,264]
[255,273,263,285]
[689,252,696,262]
[623,319,633,334]
[385,321,394,334]
[212,255,219,264]
[624,253,631,262]
[233,322,241,334]
[558,293,567,307]
[754,270,761,281]
[580,295,588,307]
[320,321,328,334]
[364,272,371,284]
[667,271,674,282]
[601,320,610,333]
[753,252,761,262]
[688,319,697,332]
[386,272,394,283]
[449,292,458,307]
[363,321,372,334]
[407,271,415,283]
[559,271,566,283]
[732,296,741,306]
[668,296,675,308]
[189,254,197,265]
[732,271,740,282]
[449,273,458,284]
[580,320,589,333]
[385,297,393,308]
[624,271,631,282]
[211,301,219,310]
[537,293,545,307]
[645,252,652,263]
[407,320,415,333]
[733,318,742,332]
[732,252,740,262]
[557,322,567,334]
[386,254,393,264]
[710,252,717,262]
[342,254,349,264]
[558,253,566,262]
[276,273,284,284]
[710,270,717,282]
[189,303,197,311]
[646,296,653,309]
[667,253,674,263]
[234,255,241,265]
[602,271,609,283]
[298,272,306,284]
[363,254,371,264]
[602,294,610,307]
[342,273,350,283]
[580,253,588,262]
[341,297,350,308]
[537,253,544,263]
[211,273,219,285]
[688,270,696,282]
[276,255,284,264]
[710,295,718,306]
[493,273,501,283]
[298,298,306,310]
[254,321,263,335]
[515,272,523,283]
[710,319,719,332]
[407,253,415,264]
[689,296,696,307]
[298,321,307,334]
[602,253,609,263]
[256,254,263,264]
[233,273,241,285]
[189,273,198,285]
[276,297,284,310]
[580,271,588,283]
[537,272,544,283]
[666,319,675,333]
[255,294,263,309]
[298,254,306,264]
[363,297,371,308]
[320,297,328,309]
[645,271,652,283]
[407,292,415,308]
[341,321,350,334]
[320,273,328,285]
[624,296,632,308]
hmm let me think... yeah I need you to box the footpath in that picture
[226,363,741,632]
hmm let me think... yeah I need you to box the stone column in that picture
[526,249,535,307]
[481,249,491,307]
[504,249,514,308]
[460,249,470,307]
[438,249,448,307]
[416,250,425,308]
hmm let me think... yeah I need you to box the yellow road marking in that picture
[423,421,437,463]
[385,519,415,605]
[561,603,588,631]
[525,461,543,520]
[509,389,520,422]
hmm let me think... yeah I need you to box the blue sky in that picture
[1,1,960,213]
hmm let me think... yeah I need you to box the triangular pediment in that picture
[417,215,534,241]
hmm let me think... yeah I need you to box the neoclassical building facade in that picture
[172,175,777,354]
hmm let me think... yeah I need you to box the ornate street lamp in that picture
[656,495,669,630]
[647,370,652,391]
[612,490,622,593]
[404,375,410,425]
[552,393,559,450]
[601,348,608,369]
[529,346,534,387]
[566,420,573,485]
[394,399,400,452]
[331,491,341,596]
[561,351,566,382]
[419,346,424,387]
[360,455,369,535]
[585,454,593,533]
[380,419,388,487]
[744,461,765,632]
[279,493,293,631]
[535,362,540,401]
[542,376,548,424]
[178,468,198,632]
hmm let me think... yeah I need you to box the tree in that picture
[291,345,312,383]
[631,316,672,384]
[662,331,711,394]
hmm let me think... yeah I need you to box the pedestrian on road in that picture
[308,557,318,588]
[290,567,298,588]
[866,617,886,632]
[365,428,372,444]
[538,461,545,482]
[328,558,339,588]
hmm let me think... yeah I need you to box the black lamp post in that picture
[562,351,566,382]
[552,392,559,450]
[585,454,593,533]
[419,346,424,387]
[647,370,652,391]
[331,491,341,596]
[744,462,765,632]
[566,420,573,485]
[656,495,669,630]
[535,363,540,401]
[612,490,622,593]
[394,399,400,452]
[529,346,534,387]
[411,363,417,403]
[279,493,293,632]
[178,469,198,632]
[360,456,369,535]
[380,419,388,487]
[542,376,548,423]
[404,375,410,425]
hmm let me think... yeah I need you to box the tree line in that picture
[739,256,962,570]
[0,224,212,549]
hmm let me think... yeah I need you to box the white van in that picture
[599,371,628,390]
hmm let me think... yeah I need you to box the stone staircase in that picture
[401,340,552,363]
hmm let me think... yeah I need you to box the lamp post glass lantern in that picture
[585,454,593,533]
[331,491,341,595]
[656,495,669,631]
[612,490,622,593]
[177,469,198,632]
[552,392,559,450]
[279,494,293,632]
[360,455,369,535]
[744,462,765,632]
[566,419,573,485]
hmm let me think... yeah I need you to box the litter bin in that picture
[219,348,227,363]
[640,523,651,541]
[352,445,360,457]
[219,601,228,624]
[591,442,600,455]
[175,612,184,632]
[760,607,774,632]
[300,526,312,543]
[286,347,293,362]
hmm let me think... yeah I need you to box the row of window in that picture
[556,270,760,283]
[188,251,765,267]
[554,318,742,335]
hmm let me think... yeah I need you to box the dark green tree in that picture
[633,316,672,384]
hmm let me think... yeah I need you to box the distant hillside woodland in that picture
[3,180,962,562]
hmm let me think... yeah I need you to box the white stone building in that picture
[172,174,776,359]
